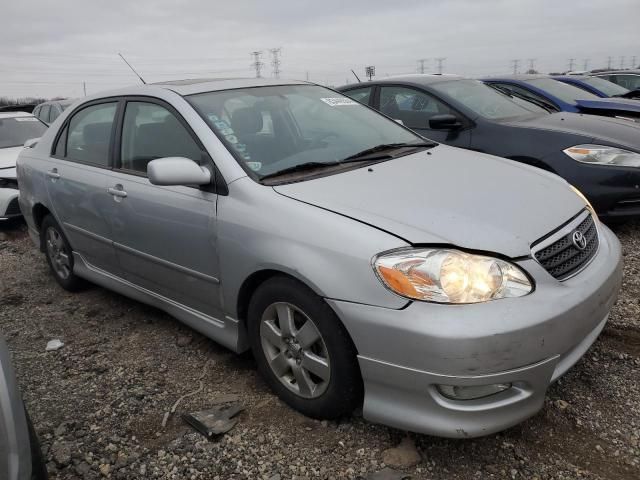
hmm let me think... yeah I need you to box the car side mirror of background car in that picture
[147,157,211,186]
[24,138,40,149]
[429,114,462,130]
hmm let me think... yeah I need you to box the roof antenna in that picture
[118,53,146,84]
[351,69,361,83]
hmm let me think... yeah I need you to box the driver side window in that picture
[379,86,452,129]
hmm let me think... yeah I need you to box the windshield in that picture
[580,77,630,96]
[187,84,426,180]
[431,79,539,119]
[526,78,600,103]
[0,116,47,148]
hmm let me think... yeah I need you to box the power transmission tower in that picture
[583,58,589,71]
[527,58,536,72]
[83,81,87,96]
[250,51,264,78]
[269,48,282,78]
[619,56,625,69]
[568,58,575,71]
[435,57,446,74]
[607,56,613,69]
[511,59,520,74]
[305,71,309,81]
[417,58,428,74]
[632,56,638,68]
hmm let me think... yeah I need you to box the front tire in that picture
[41,215,85,291]
[248,276,363,419]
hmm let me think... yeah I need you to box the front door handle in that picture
[46,168,60,180]
[107,185,128,199]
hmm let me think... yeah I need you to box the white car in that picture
[0,112,47,220]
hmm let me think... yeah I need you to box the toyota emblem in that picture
[572,231,587,250]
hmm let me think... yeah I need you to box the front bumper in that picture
[328,224,622,438]
[0,188,20,220]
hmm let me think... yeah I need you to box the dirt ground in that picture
[1,218,638,480]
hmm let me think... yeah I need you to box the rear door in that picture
[46,100,120,273]
[105,98,223,318]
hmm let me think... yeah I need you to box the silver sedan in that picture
[16,79,622,438]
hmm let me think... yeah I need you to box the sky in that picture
[1,0,638,99]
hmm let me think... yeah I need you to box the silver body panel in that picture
[16,79,623,437]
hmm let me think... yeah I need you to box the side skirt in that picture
[72,252,249,353]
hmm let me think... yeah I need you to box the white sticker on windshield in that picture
[321,97,358,107]
[247,161,262,171]
[15,117,39,122]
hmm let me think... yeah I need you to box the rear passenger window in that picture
[379,86,452,129]
[344,87,373,105]
[39,105,51,123]
[119,102,202,174]
[65,103,117,167]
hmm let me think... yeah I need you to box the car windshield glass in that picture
[187,84,427,180]
[526,78,600,103]
[581,77,629,96]
[431,79,538,119]
[0,116,47,148]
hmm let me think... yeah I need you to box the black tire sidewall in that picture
[248,276,363,419]
[41,215,83,291]
[25,410,47,480]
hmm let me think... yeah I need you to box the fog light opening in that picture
[436,383,512,401]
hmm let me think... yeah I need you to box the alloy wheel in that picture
[45,226,71,280]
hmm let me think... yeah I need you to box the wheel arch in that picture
[32,203,53,251]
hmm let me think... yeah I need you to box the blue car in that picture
[482,75,640,121]
[553,75,639,100]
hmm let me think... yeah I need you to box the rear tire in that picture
[248,276,363,419]
[41,215,85,291]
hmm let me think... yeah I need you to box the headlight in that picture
[373,248,532,304]
[563,144,640,167]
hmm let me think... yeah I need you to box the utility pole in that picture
[250,51,264,78]
[269,48,282,78]
[632,56,638,68]
[607,56,613,69]
[365,66,375,81]
[568,58,575,71]
[511,59,520,74]
[527,58,536,72]
[83,81,87,96]
[435,57,446,74]
[583,58,589,71]
[417,58,428,74]
[619,56,625,69]
[305,71,309,81]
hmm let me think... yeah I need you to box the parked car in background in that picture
[0,335,47,480]
[1,112,47,220]
[553,75,640,99]
[17,78,622,438]
[32,99,75,126]
[338,75,640,220]
[592,69,640,91]
[481,75,640,121]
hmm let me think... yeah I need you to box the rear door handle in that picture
[107,185,127,198]
[46,168,60,179]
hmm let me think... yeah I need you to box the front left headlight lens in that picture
[373,248,532,304]
[563,144,640,167]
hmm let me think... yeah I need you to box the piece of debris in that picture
[46,339,64,351]
[382,436,421,468]
[555,399,570,410]
[365,467,412,479]
[182,403,244,438]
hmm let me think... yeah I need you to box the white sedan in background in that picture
[0,112,47,220]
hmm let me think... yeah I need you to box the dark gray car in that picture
[338,75,640,219]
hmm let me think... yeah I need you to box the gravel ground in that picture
[0,219,639,480]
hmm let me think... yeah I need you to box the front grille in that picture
[4,197,21,216]
[533,212,599,280]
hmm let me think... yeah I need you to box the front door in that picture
[45,101,120,274]
[105,99,223,318]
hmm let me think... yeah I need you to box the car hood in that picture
[273,145,584,257]
[0,147,22,169]
[504,112,640,151]
[575,97,640,114]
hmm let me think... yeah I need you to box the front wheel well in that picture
[236,270,299,326]
[32,204,52,251]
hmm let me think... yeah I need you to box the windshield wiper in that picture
[260,142,435,182]
[491,85,557,113]
[340,142,435,162]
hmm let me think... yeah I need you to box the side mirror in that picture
[429,114,462,130]
[24,138,40,149]
[147,157,211,186]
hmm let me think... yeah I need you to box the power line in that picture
[417,58,428,74]
[250,51,264,78]
[435,57,446,74]
[269,48,282,78]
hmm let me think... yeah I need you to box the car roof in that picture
[482,74,550,81]
[152,77,309,95]
[0,111,34,119]
[340,74,468,90]
[592,69,640,75]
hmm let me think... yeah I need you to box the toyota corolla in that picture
[17,79,622,437]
